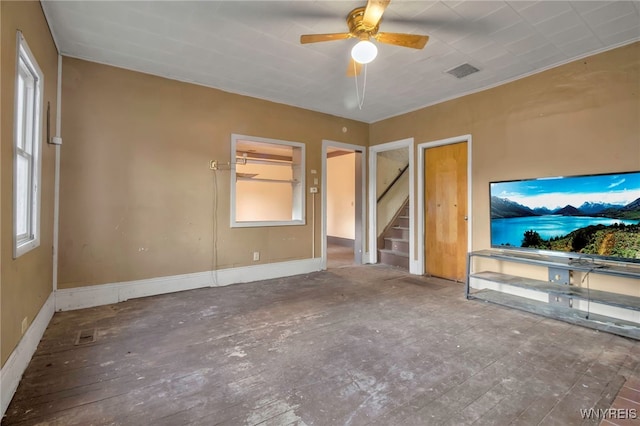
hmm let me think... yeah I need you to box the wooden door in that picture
[425,142,468,281]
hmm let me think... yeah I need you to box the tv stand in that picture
[465,249,640,340]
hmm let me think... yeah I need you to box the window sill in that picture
[14,238,40,259]
[231,220,306,228]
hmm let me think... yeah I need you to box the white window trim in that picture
[13,31,43,258]
[230,134,306,228]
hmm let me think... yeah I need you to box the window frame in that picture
[13,31,44,258]
[230,134,306,228]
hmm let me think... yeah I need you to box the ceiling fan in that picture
[300,0,429,77]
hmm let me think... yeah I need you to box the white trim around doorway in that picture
[321,140,367,270]
[368,138,416,273]
[417,135,473,276]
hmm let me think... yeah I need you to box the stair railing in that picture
[377,164,409,203]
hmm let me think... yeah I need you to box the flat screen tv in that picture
[490,171,640,263]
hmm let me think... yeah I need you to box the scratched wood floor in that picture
[326,244,355,269]
[4,265,640,425]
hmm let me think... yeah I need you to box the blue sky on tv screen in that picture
[491,171,640,210]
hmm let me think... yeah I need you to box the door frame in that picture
[368,138,416,273]
[417,134,473,276]
[321,140,367,270]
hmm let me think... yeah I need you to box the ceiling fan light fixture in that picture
[351,40,377,64]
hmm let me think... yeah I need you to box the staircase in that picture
[378,200,409,270]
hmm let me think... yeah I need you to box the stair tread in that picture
[469,289,640,340]
[384,237,409,242]
[378,249,409,258]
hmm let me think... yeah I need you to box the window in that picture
[231,134,305,227]
[13,32,43,258]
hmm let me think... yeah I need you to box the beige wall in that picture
[327,153,355,239]
[59,58,368,288]
[370,42,640,293]
[1,1,58,367]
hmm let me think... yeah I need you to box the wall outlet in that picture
[253,251,260,261]
[21,317,28,335]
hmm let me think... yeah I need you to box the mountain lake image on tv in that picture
[490,171,640,263]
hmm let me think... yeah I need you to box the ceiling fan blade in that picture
[300,33,352,44]
[362,0,390,29]
[346,58,362,77]
[374,32,429,49]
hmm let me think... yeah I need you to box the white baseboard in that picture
[1,292,55,418]
[574,299,640,324]
[55,270,214,311]
[56,258,323,311]
[215,258,322,287]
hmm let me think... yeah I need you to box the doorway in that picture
[417,135,472,281]
[321,141,365,270]
[368,138,415,272]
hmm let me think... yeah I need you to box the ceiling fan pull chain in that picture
[354,62,368,110]
[353,61,360,108]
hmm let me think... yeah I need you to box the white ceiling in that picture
[41,1,640,123]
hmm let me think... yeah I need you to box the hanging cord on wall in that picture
[353,62,368,110]
[581,267,592,320]
[211,169,219,285]
[312,191,316,259]
[571,256,610,320]
[579,257,603,320]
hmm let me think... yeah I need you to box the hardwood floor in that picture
[326,243,355,269]
[4,265,640,425]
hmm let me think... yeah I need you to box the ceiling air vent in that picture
[446,63,480,79]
